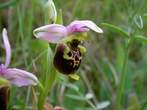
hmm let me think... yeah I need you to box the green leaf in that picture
[134,15,143,29]
[101,23,129,39]
[66,83,79,92]
[134,35,147,44]
[106,59,119,86]
[85,93,93,99]
[115,43,125,75]
[143,14,147,19]
[0,0,20,9]
[66,94,86,101]
[96,101,110,109]
[56,9,63,24]
[30,40,51,84]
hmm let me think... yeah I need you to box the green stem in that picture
[37,71,57,110]
[37,81,45,110]
[115,40,130,110]
[37,92,46,110]
[37,47,57,110]
[37,3,58,108]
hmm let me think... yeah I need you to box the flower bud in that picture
[46,0,57,23]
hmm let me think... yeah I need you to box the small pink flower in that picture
[33,20,103,43]
[0,28,38,87]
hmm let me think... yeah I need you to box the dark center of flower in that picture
[69,39,80,49]
[53,39,83,75]
[0,86,10,110]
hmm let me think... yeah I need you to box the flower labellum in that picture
[0,28,38,87]
[33,20,103,78]
[53,39,83,75]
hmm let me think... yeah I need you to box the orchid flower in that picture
[0,28,38,87]
[33,20,103,80]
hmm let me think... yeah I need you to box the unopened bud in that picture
[46,0,57,23]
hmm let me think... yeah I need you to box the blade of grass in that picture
[101,23,130,39]
[0,0,20,9]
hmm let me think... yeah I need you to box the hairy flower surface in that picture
[34,20,103,76]
[53,39,82,75]
[0,28,38,87]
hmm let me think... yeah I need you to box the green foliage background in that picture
[0,0,147,110]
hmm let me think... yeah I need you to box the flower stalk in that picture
[37,47,57,110]
[115,39,131,110]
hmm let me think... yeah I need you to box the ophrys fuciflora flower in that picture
[33,20,103,79]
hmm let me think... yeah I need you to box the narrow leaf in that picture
[0,0,20,9]
[96,101,110,109]
[101,23,129,39]
[66,94,86,101]
[66,83,79,92]
[56,9,63,24]
[134,35,147,44]
[134,15,143,29]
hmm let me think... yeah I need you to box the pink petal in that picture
[33,24,67,43]
[2,68,38,87]
[67,20,103,34]
[54,106,64,110]
[2,28,11,67]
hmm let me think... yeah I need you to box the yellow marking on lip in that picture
[73,60,80,68]
[69,74,80,80]
[78,45,86,55]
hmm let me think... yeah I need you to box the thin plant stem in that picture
[37,79,46,110]
[37,47,57,110]
[37,92,46,110]
[81,71,99,105]
[25,87,31,109]
[115,39,130,110]
[76,91,97,110]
